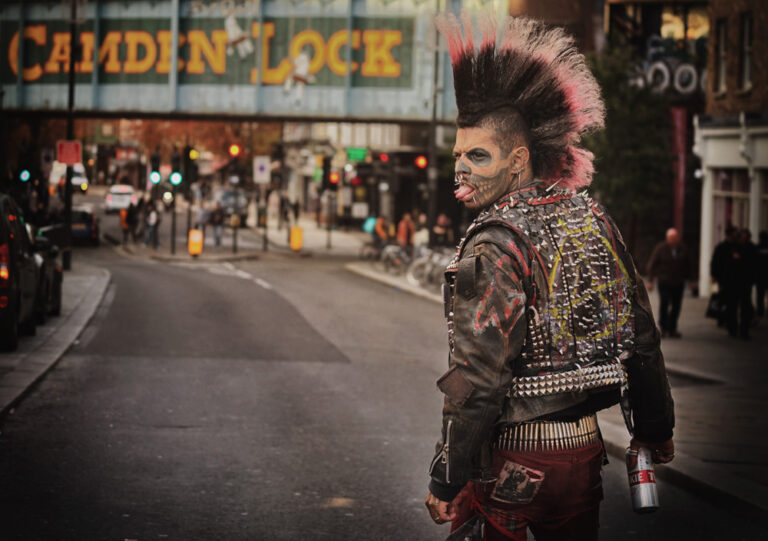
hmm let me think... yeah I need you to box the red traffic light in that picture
[228,144,241,157]
[414,155,428,169]
[329,172,340,184]
[378,153,389,163]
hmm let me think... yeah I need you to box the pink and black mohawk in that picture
[436,13,605,191]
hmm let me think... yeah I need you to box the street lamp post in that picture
[63,0,79,270]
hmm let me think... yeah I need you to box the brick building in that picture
[693,0,768,294]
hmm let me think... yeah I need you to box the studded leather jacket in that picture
[428,185,674,501]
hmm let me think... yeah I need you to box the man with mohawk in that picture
[425,14,675,540]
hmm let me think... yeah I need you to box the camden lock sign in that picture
[1,0,458,121]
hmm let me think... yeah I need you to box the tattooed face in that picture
[453,127,520,210]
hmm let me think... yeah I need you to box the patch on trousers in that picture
[490,461,545,505]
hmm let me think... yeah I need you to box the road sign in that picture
[56,140,82,165]
[253,156,270,184]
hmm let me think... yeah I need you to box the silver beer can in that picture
[625,447,659,513]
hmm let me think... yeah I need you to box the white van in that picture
[49,161,89,193]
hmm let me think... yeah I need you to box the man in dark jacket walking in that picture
[646,228,691,338]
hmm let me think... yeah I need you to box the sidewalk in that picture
[346,260,768,521]
[0,263,111,416]
[110,212,370,262]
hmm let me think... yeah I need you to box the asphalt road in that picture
[0,194,766,540]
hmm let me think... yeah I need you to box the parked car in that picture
[0,194,40,350]
[50,161,89,194]
[71,204,100,246]
[27,223,63,322]
[104,184,138,213]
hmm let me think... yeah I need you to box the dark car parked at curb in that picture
[0,194,39,351]
[71,204,100,246]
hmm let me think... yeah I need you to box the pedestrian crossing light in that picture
[170,171,182,186]
[414,155,428,169]
[19,169,31,182]
[229,144,241,158]
[150,171,162,184]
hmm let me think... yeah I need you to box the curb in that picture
[599,419,768,523]
[345,261,768,522]
[0,265,112,417]
[345,262,442,304]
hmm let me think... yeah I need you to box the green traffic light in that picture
[170,171,182,186]
[19,169,31,182]
[150,171,161,184]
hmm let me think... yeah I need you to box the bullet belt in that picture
[494,414,599,452]
[509,362,626,398]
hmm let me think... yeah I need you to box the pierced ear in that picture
[512,147,530,172]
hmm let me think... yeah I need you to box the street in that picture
[0,196,766,540]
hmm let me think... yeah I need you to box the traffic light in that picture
[171,149,181,174]
[329,172,340,186]
[150,152,161,184]
[170,148,182,186]
[183,145,198,185]
[414,155,428,169]
[322,156,332,190]
[229,144,241,158]
[19,169,31,182]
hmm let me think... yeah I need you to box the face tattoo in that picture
[453,127,520,210]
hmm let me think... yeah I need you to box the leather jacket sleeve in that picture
[429,232,528,501]
[625,260,676,442]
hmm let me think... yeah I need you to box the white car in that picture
[104,184,138,213]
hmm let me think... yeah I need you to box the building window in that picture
[715,18,727,93]
[739,12,753,90]
[713,169,750,244]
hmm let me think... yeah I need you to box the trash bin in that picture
[188,228,204,257]
[290,226,303,252]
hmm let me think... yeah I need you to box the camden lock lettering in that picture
[1,17,412,87]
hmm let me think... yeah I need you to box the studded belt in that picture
[508,362,626,398]
[494,414,599,452]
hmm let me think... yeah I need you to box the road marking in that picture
[253,278,273,290]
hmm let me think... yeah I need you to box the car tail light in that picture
[0,243,9,287]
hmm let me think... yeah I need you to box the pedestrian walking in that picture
[711,226,753,338]
[757,231,768,318]
[710,225,739,328]
[646,228,691,338]
[373,216,389,251]
[143,200,160,249]
[425,15,674,540]
[210,202,225,247]
[126,202,138,242]
[396,212,415,251]
[195,202,209,237]
[432,213,455,247]
[119,207,130,245]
